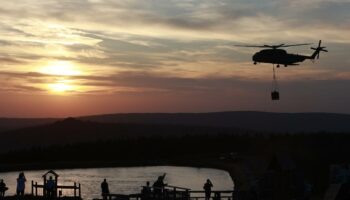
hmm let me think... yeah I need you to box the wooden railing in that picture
[189,190,234,200]
[31,180,81,198]
[103,185,190,200]
[102,186,233,200]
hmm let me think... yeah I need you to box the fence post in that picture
[74,182,77,197]
[186,189,190,200]
[79,183,81,197]
[35,182,38,196]
[31,180,34,195]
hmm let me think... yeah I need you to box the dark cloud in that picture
[0,56,26,64]
[0,40,13,46]
[12,85,45,92]
[65,30,241,68]
[0,71,49,78]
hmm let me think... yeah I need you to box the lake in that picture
[0,166,234,200]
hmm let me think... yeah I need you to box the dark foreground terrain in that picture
[0,117,350,199]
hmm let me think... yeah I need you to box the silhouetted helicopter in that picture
[236,40,328,101]
[236,40,328,67]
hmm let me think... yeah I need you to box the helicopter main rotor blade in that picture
[274,44,285,48]
[281,43,313,47]
[234,45,268,48]
[235,43,312,49]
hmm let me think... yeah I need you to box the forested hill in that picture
[81,111,350,132]
[1,111,350,133]
[0,118,57,133]
[0,118,241,153]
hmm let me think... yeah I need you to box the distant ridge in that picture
[0,118,236,152]
[1,111,350,153]
[1,111,350,133]
[0,118,58,133]
[81,111,350,133]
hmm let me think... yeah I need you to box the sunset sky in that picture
[0,0,349,117]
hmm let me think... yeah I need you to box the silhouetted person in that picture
[203,179,213,200]
[153,174,167,199]
[0,179,8,197]
[101,179,110,200]
[46,176,56,198]
[16,172,26,196]
[141,181,152,200]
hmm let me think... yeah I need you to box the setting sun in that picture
[48,80,75,93]
[36,61,82,94]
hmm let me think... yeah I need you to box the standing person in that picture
[16,172,26,196]
[0,179,8,197]
[203,179,213,200]
[101,179,110,200]
[153,174,167,199]
[46,176,56,198]
[141,181,152,200]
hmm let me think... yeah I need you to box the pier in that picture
[31,180,81,198]
[95,185,234,200]
[30,170,82,199]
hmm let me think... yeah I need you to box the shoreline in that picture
[0,152,242,172]
[0,157,241,189]
[0,159,229,173]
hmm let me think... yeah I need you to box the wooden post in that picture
[74,182,77,197]
[55,176,58,198]
[35,182,38,196]
[43,176,46,196]
[79,183,81,197]
[31,180,34,195]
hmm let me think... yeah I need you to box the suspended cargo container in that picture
[271,90,280,100]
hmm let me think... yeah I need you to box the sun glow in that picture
[40,61,81,76]
[48,80,75,93]
[37,61,82,94]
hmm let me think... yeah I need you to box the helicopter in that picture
[236,40,328,67]
[235,40,328,100]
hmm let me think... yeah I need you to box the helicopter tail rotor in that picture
[310,40,328,59]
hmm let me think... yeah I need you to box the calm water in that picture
[0,166,234,200]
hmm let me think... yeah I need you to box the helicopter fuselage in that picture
[252,49,309,66]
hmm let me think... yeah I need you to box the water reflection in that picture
[0,166,234,200]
